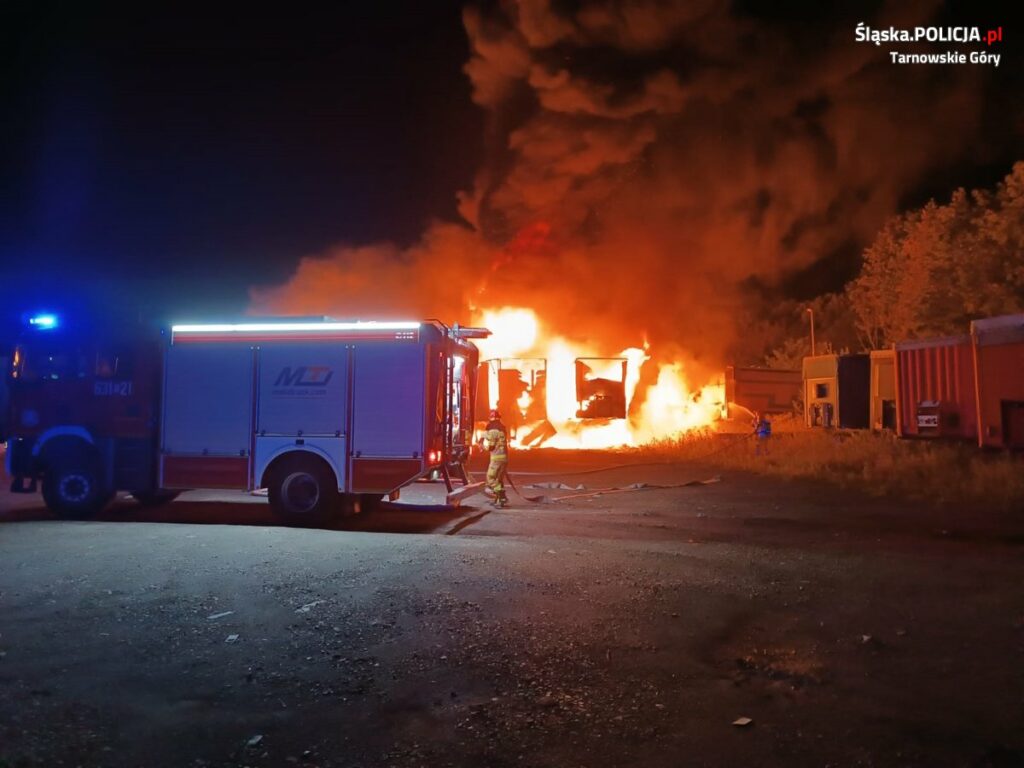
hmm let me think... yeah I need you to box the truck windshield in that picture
[12,343,87,383]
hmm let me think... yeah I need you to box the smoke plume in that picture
[253,0,996,369]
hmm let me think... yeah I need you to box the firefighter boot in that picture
[495,490,509,508]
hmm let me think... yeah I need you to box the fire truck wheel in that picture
[42,459,110,519]
[267,455,338,523]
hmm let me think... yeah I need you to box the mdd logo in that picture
[275,366,334,387]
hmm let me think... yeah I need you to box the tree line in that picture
[761,161,1024,368]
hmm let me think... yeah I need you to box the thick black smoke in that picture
[256,0,1011,370]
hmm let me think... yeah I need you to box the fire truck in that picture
[3,316,484,520]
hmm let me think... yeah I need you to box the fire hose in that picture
[505,470,544,503]
[456,464,543,504]
[459,429,757,506]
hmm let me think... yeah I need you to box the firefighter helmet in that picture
[489,409,501,420]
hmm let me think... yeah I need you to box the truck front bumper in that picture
[6,438,37,488]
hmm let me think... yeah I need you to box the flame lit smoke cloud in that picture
[254,0,991,374]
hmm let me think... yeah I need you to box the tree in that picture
[847,162,1024,347]
[762,292,858,368]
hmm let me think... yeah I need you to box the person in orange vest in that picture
[480,409,509,508]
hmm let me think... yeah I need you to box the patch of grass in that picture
[637,424,1024,512]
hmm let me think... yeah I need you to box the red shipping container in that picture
[894,335,977,440]
[971,314,1024,449]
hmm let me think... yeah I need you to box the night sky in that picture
[1,3,481,327]
[1,1,1020,343]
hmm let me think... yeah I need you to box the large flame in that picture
[473,307,724,449]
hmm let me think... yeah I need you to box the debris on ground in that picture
[225,634,240,643]
[732,717,754,727]
[207,611,234,620]
[539,477,723,503]
[731,642,826,687]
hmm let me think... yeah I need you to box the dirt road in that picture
[1,451,1022,767]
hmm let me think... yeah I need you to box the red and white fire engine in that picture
[2,317,484,520]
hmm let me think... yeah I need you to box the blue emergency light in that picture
[28,313,60,330]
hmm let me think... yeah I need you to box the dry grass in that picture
[637,421,1024,512]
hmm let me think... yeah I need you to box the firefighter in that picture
[481,409,509,508]
[753,411,772,456]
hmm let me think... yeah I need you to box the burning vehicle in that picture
[575,357,628,419]
[475,357,555,447]
[469,307,726,449]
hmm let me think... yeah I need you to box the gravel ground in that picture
[1,451,1023,767]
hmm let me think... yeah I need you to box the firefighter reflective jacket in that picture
[483,422,508,459]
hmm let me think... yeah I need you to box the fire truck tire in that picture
[41,458,110,520]
[131,491,182,508]
[266,454,339,523]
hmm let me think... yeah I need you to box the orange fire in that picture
[473,307,724,449]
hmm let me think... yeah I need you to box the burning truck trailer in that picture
[473,355,631,448]
[475,357,556,447]
[4,317,487,521]
[466,307,727,448]
[575,357,629,419]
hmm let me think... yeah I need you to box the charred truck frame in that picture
[575,357,628,419]
[4,319,484,520]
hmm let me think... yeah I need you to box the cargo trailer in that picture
[970,314,1024,449]
[894,335,977,440]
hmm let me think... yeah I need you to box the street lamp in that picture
[805,307,816,356]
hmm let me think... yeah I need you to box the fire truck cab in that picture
[5,317,483,521]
